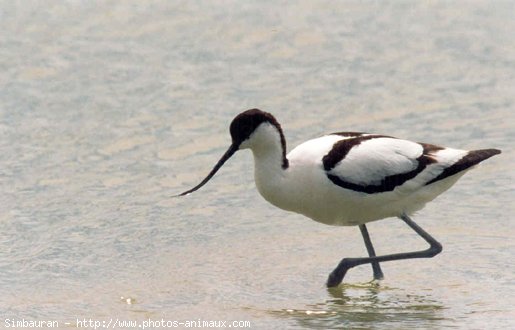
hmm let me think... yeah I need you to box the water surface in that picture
[1,1,514,329]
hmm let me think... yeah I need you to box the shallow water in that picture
[1,1,514,329]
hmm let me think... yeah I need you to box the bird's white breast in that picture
[250,129,476,226]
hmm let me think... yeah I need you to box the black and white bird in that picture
[177,109,501,287]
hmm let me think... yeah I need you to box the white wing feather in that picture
[328,138,423,186]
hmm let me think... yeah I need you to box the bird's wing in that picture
[322,135,467,194]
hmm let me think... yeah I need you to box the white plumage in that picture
[249,130,468,226]
[330,136,423,186]
[178,109,500,286]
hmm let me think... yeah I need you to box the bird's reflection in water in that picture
[271,281,448,328]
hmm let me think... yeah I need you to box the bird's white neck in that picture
[243,123,290,207]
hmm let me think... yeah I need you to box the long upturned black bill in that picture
[175,144,239,197]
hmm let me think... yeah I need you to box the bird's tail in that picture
[426,148,501,185]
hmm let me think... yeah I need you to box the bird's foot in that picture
[373,272,384,281]
[326,258,353,288]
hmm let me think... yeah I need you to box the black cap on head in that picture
[229,109,277,147]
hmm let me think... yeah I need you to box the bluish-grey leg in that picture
[327,214,442,287]
[359,224,384,280]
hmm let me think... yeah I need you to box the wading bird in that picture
[177,109,500,287]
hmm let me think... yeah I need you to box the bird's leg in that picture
[327,213,442,287]
[359,224,384,280]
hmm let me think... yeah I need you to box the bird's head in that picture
[176,109,285,196]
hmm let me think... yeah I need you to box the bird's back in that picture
[281,133,500,225]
